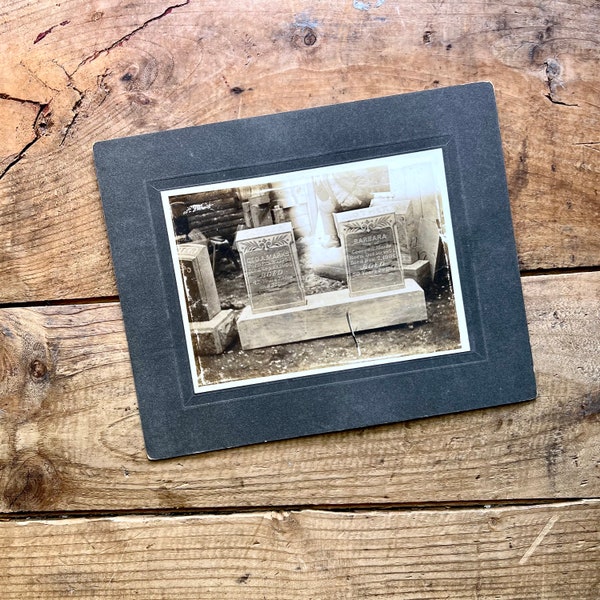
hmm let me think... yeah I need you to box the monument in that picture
[235,214,428,351]
[334,206,405,296]
[370,193,430,286]
[235,222,306,313]
[177,243,235,355]
[177,243,221,321]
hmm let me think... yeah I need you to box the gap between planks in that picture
[1,497,595,523]
[1,266,599,310]
[0,295,120,310]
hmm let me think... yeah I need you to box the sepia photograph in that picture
[162,148,469,393]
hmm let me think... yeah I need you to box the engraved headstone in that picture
[177,243,221,322]
[235,222,306,313]
[334,206,405,297]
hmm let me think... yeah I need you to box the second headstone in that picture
[334,206,405,297]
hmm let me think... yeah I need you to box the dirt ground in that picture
[193,240,462,388]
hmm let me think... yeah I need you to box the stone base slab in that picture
[237,279,427,350]
[190,310,236,355]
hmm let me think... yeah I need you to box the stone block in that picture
[404,259,431,288]
[237,279,427,350]
[190,310,236,355]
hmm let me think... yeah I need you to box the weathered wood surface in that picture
[0,272,597,513]
[1,0,599,303]
[1,501,598,599]
[1,0,599,594]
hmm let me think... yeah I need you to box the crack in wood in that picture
[59,84,84,147]
[544,93,579,107]
[46,61,109,147]
[0,102,49,180]
[0,93,44,106]
[72,0,191,74]
[543,58,579,107]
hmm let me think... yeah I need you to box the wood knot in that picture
[120,64,140,84]
[579,391,600,421]
[2,452,62,511]
[291,25,319,49]
[29,359,48,380]
[0,311,53,421]
[545,58,561,79]
[303,28,317,46]
[129,92,152,106]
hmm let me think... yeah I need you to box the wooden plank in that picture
[0,502,598,599]
[1,1,599,302]
[0,272,598,513]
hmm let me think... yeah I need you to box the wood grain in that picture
[1,0,599,302]
[1,501,598,599]
[1,1,598,596]
[0,272,597,513]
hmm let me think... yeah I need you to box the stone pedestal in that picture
[311,247,431,289]
[249,203,273,228]
[246,191,273,227]
[177,243,235,355]
[177,243,220,322]
[237,279,427,350]
[404,259,431,288]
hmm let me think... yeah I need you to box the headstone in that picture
[235,222,306,313]
[334,206,405,297]
[248,191,273,227]
[370,194,419,265]
[177,243,221,322]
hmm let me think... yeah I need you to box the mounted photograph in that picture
[162,148,469,393]
[95,84,536,457]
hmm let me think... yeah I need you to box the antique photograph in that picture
[162,148,469,393]
[96,84,534,457]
